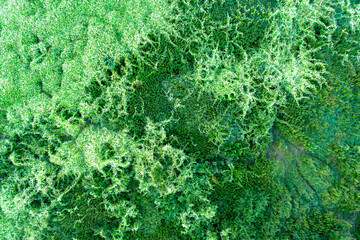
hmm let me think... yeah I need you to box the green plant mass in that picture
[1,0,360,239]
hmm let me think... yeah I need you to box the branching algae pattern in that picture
[0,0,359,239]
